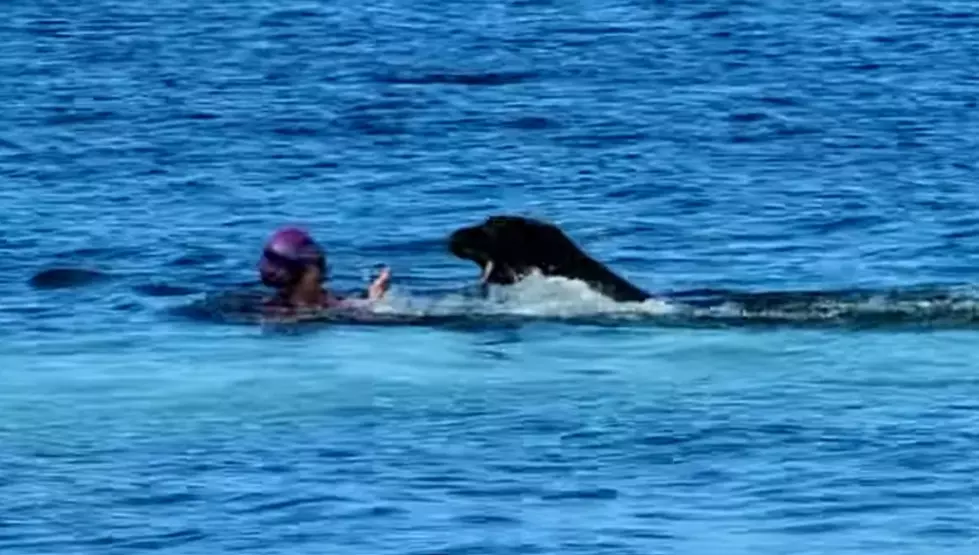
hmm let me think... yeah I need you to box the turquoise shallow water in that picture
[2,0,979,552]
[3,326,977,553]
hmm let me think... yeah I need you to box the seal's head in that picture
[258,226,326,289]
[448,215,583,285]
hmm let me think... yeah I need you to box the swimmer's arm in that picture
[367,266,391,301]
[330,267,390,308]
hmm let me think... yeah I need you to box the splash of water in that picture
[376,272,675,319]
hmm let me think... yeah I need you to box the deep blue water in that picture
[2,0,978,553]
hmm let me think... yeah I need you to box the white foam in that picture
[371,271,676,320]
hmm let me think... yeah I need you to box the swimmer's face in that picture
[260,252,326,290]
[297,263,324,288]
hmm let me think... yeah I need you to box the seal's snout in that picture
[448,227,473,259]
[449,224,500,283]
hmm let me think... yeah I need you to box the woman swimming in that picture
[258,226,390,316]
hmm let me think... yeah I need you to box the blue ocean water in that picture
[2,0,978,553]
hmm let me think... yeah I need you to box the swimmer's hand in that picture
[367,266,391,301]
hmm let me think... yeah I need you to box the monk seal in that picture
[448,215,651,303]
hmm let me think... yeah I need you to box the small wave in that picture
[453,513,520,526]
[664,285,979,328]
[0,137,24,151]
[88,528,205,551]
[541,487,619,501]
[377,71,537,87]
[186,112,219,120]
[690,9,733,20]
[131,283,200,297]
[45,109,115,127]
[236,493,351,515]
[504,115,559,131]
[259,8,325,28]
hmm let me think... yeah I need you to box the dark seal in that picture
[448,215,651,303]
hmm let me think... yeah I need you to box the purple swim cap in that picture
[258,226,326,288]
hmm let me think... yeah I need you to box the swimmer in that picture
[258,226,390,315]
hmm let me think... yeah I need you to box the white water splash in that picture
[373,271,676,320]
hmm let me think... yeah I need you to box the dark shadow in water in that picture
[29,267,112,289]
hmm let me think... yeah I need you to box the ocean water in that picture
[2,0,978,553]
